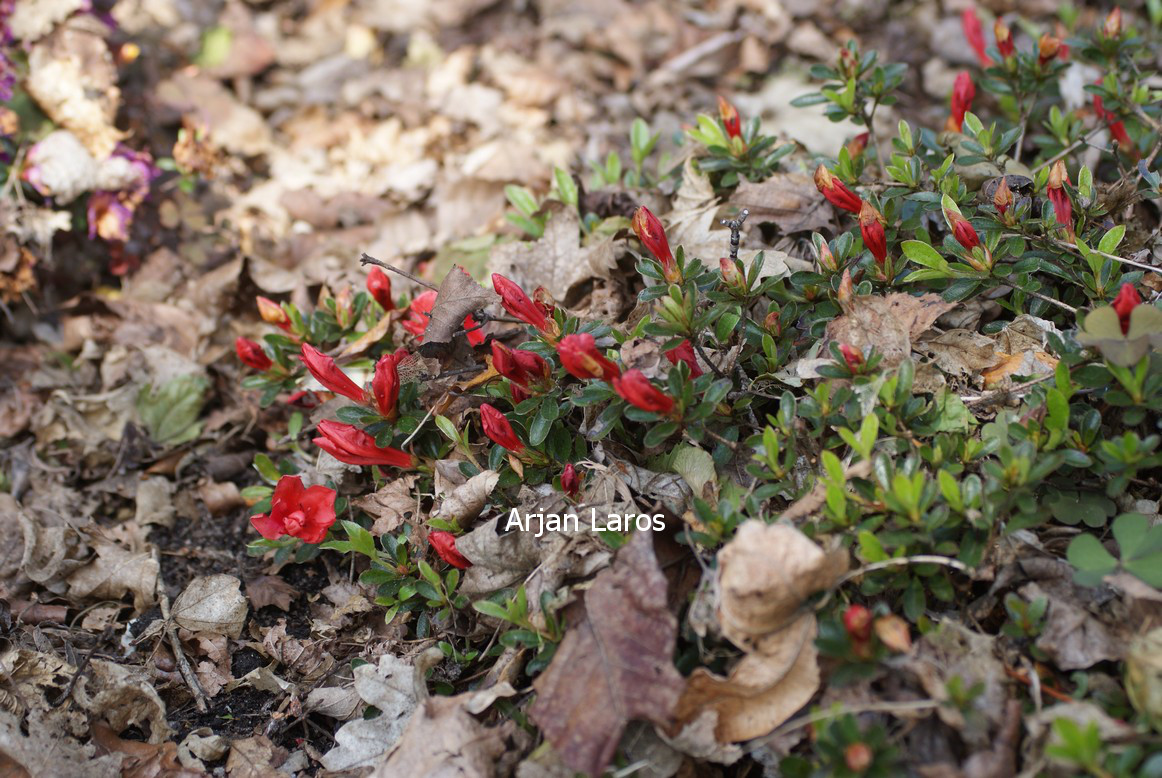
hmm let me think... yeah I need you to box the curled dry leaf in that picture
[226,735,287,778]
[320,650,442,772]
[261,620,335,682]
[90,722,204,778]
[489,202,616,302]
[915,329,1004,378]
[530,530,684,778]
[245,575,298,612]
[433,469,499,527]
[75,659,172,744]
[369,694,509,777]
[0,709,121,778]
[66,540,159,614]
[353,474,420,536]
[728,173,833,235]
[170,574,248,638]
[418,265,499,358]
[826,293,956,370]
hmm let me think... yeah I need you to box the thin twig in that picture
[961,372,1057,406]
[1048,237,1161,276]
[153,548,209,713]
[359,253,438,291]
[835,555,972,587]
[692,339,726,379]
[1031,126,1105,174]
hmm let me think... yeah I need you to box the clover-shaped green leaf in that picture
[1068,513,1162,588]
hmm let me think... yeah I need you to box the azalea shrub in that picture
[235,7,1162,776]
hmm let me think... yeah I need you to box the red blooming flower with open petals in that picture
[945,72,975,132]
[1112,283,1141,335]
[813,165,862,214]
[301,344,367,405]
[612,369,675,414]
[401,290,486,346]
[250,475,337,544]
[492,274,551,332]
[557,333,620,381]
[961,8,992,66]
[632,206,680,284]
[429,531,472,569]
[236,337,272,371]
[313,420,414,468]
[372,350,406,419]
[858,202,888,267]
[665,339,703,378]
[367,267,393,311]
[480,404,525,453]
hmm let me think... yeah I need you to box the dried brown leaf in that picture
[728,173,832,235]
[354,474,421,536]
[370,694,508,777]
[419,265,499,358]
[66,540,159,614]
[530,530,684,777]
[433,469,499,527]
[915,329,1004,378]
[244,576,298,612]
[826,293,956,370]
[171,575,248,638]
[225,736,286,778]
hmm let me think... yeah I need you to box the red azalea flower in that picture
[858,202,888,267]
[1094,86,1134,152]
[665,340,703,378]
[945,71,975,133]
[994,19,1014,58]
[717,95,742,139]
[480,404,525,453]
[312,420,414,467]
[402,289,485,346]
[813,165,862,214]
[257,296,292,331]
[1103,8,1122,39]
[372,350,406,419]
[961,8,993,66]
[764,310,782,336]
[429,530,472,569]
[1111,283,1141,335]
[492,273,550,332]
[839,343,864,372]
[286,390,320,408]
[843,604,873,642]
[250,475,337,544]
[491,341,549,395]
[236,337,272,371]
[557,333,620,381]
[942,200,980,251]
[612,369,675,414]
[367,267,393,311]
[561,463,581,498]
[632,206,680,284]
[300,343,367,405]
[845,132,869,160]
[845,743,874,772]
[1047,160,1073,231]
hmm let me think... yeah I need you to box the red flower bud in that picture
[250,475,337,544]
[612,369,675,414]
[492,341,550,396]
[994,19,1014,57]
[814,165,862,214]
[838,46,859,79]
[1047,160,1073,231]
[1094,84,1135,153]
[845,743,874,773]
[480,403,525,453]
[236,337,272,371]
[945,71,975,133]
[257,296,292,330]
[763,310,782,336]
[300,343,368,405]
[845,131,869,160]
[843,604,873,643]
[372,350,406,419]
[858,201,888,267]
[719,257,746,291]
[817,240,839,273]
[557,333,620,382]
[993,177,1013,216]
[961,9,992,67]
[561,463,581,498]
[838,268,855,307]
[632,206,680,284]
[717,95,742,139]
[492,273,550,332]
[1112,283,1141,335]
[1103,7,1122,39]
[402,289,485,346]
[665,339,703,378]
[839,343,864,372]
[1037,33,1061,65]
[286,390,320,409]
[429,530,472,569]
[942,200,980,251]
[313,420,415,468]
[367,267,393,311]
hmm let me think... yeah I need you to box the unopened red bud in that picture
[717,96,742,140]
[235,337,273,371]
[961,8,992,67]
[818,240,838,272]
[838,268,854,307]
[632,206,680,284]
[845,742,874,773]
[845,132,869,160]
[1112,282,1141,335]
[814,165,862,214]
[839,343,865,372]
[1103,7,1122,39]
[1038,33,1061,65]
[994,19,1014,57]
[257,296,291,330]
[719,257,746,290]
[561,463,581,498]
[858,201,888,267]
[993,177,1013,216]
[843,604,873,642]
[367,267,393,310]
[764,310,781,336]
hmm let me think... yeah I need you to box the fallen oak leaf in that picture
[826,293,956,370]
[418,265,499,358]
[244,575,298,612]
[530,530,684,777]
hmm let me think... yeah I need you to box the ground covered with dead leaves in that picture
[2,0,1162,776]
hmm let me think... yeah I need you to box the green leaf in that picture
[858,530,889,562]
[901,240,951,273]
[342,521,377,557]
[553,167,578,209]
[1098,224,1126,255]
[505,185,539,217]
[418,560,442,589]
[1067,533,1117,583]
[472,600,513,622]
[435,415,460,443]
[643,422,678,447]
[136,374,209,446]
[671,446,716,499]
